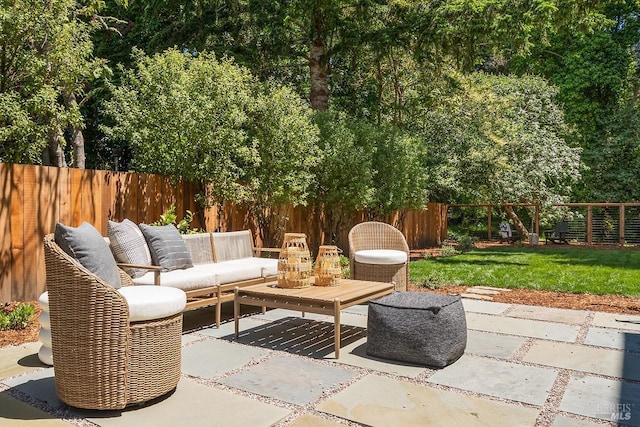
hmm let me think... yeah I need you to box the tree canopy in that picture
[3,0,640,225]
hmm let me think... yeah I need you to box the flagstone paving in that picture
[316,374,541,426]
[1,297,639,426]
[466,312,581,342]
[559,374,640,425]
[219,354,358,405]
[523,341,640,381]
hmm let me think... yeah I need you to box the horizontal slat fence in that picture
[1,163,446,302]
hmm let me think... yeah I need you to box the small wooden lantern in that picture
[314,245,342,287]
[277,233,313,288]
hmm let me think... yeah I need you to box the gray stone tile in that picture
[328,337,428,378]
[428,355,557,405]
[465,330,527,359]
[552,415,608,427]
[461,299,511,315]
[182,339,268,379]
[81,378,291,427]
[0,392,72,426]
[584,327,640,352]
[0,343,46,381]
[559,373,640,426]
[337,312,367,328]
[233,316,366,359]
[253,308,333,323]
[341,303,369,316]
[317,374,540,426]
[523,341,640,381]
[2,368,61,409]
[219,354,357,405]
[507,305,589,325]
[466,312,580,342]
[181,333,202,346]
[592,312,640,332]
[197,317,266,339]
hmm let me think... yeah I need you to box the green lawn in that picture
[410,246,640,297]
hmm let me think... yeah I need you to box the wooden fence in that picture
[0,163,446,302]
[448,203,640,245]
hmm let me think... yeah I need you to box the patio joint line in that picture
[574,311,596,345]
[511,337,537,362]
[533,369,571,427]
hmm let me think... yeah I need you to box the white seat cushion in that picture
[354,249,407,265]
[220,257,279,278]
[118,286,186,322]
[131,262,264,290]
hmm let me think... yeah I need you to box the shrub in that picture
[440,245,460,257]
[339,254,350,278]
[153,204,200,234]
[456,235,477,253]
[0,303,36,331]
[414,274,447,290]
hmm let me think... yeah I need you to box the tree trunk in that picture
[504,205,529,239]
[43,126,67,167]
[309,10,328,111]
[63,91,86,169]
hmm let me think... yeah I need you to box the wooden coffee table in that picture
[234,278,394,358]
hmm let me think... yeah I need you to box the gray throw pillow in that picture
[107,219,152,278]
[54,222,122,289]
[139,224,194,271]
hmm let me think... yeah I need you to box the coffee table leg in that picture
[234,287,240,339]
[334,298,341,359]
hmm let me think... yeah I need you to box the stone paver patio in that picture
[1,297,639,426]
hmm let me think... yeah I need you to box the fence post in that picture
[620,205,625,245]
[586,206,592,245]
[487,206,492,240]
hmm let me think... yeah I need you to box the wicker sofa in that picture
[120,230,279,327]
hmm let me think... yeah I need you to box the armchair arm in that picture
[117,263,162,285]
[252,247,281,258]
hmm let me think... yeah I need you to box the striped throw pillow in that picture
[107,219,152,278]
[139,224,194,272]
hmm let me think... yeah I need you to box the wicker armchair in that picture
[43,234,183,410]
[348,222,410,291]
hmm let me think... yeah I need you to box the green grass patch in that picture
[410,246,640,296]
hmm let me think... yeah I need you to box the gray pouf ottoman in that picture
[366,292,467,367]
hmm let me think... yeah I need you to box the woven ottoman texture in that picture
[366,292,467,367]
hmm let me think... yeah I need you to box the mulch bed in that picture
[0,301,41,348]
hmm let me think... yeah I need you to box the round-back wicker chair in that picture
[348,222,410,291]
[43,234,183,410]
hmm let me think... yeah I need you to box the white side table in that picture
[38,292,53,366]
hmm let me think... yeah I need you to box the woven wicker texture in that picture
[314,245,342,286]
[43,234,181,410]
[348,222,410,291]
[277,233,312,288]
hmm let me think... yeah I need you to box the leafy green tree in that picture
[511,1,640,202]
[244,83,320,245]
[103,48,258,204]
[311,111,375,243]
[0,0,109,167]
[103,48,319,236]
[412,72,582,235]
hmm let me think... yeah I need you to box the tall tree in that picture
[0,0,109,167]
[102,49,319,236]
